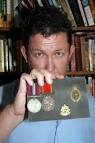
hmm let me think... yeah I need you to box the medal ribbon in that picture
[27,81,52,96]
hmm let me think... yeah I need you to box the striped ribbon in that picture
[27,82,52,96]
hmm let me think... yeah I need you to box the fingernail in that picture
[48,79,53,84]
[29,80,33,86]
[39,80,44,86]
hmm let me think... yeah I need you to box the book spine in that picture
[77,0,88,26]
[4,39,9,71]
[7,0,12,27]
[63,0,77,27]
[0,0,3,27]
[80,36,86,71]
[7,39,13,71]
[92,78,95,97]
[74,34,82,71]
[52,0,61,7]
[0,40,4,72]
[82,0,95,26]
[3,0,7,28]
[68,0,84,26]
[88,39,93,71]
[90,39,95,71]
[70,34,76,71]
[89,0,95,23]
[80,36,90,71]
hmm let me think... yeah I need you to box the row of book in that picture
[70,32,95,72]
[0,0,20,28]
[60,0,95,27]
[0,0,95,28]
[0,38,23,72]
[17,0,95,27]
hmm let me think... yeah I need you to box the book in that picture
[60,0,77,27]
[7,39,14,71]
[0,40,4,72]
[77,0,88,26]
[3,0,7,28]
[90,39,95,71]
[82,0,95,26]
[48,0,54,7]
[88,39,95,71]
[36,0,43,7]
[6,0,13,27]
[69,34,76,71]
[89,0,95,23]
[74,34,82,71]
[52,0,61,8]
[3,39,9,71]
[0,0,3,27]
[92,78,95,97]
[68,0,84,26]
[80,35,90,71]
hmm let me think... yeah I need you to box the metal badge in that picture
[71,86,81,103]
[60,104,71,116]
[42,96,55,111]
[27,98,41,113]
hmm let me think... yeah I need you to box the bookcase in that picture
[0,0,95,96]
[0,27,27,84]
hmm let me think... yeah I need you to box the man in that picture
[0,7,95,143]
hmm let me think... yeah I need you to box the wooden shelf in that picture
[0,27,9,31]
[0,27,22,39]
[67,71,95,77]
[72,26,95,32]
[0,27,20,32]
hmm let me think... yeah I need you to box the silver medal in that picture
[27,98,41,113]
[42,96,55,111]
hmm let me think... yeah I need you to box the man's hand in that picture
[13,69,64,117]
[0,69,64,142]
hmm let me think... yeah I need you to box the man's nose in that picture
[45,58,55,72]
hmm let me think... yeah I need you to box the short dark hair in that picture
[22,7,72,48]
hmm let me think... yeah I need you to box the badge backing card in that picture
[27,77,89,121]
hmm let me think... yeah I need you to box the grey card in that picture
[27,77,89,121]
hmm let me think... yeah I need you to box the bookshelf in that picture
[0,0,95,97]
[67,71,95,77]
[73,26,95,32]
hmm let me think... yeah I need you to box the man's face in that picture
[25,32,72,75]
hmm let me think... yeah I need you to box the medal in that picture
[42,96,55,111]
[71,86,81,103]
[27,98,41,113]
[60,104,71,116]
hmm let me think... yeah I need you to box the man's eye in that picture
[34,52,44,57]
[55,52,64,57]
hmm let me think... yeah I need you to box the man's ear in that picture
[21,46,28,62]
[69,45,75,61]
